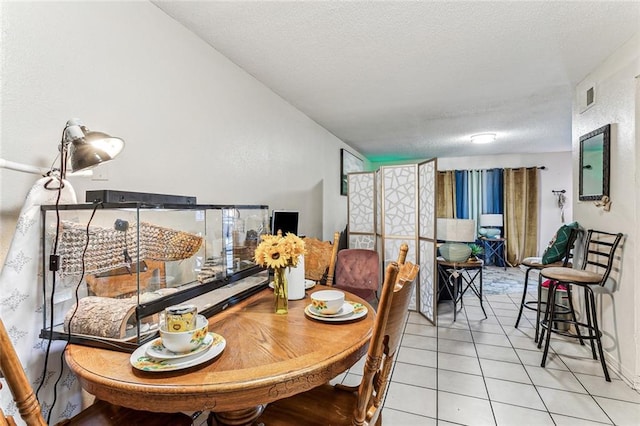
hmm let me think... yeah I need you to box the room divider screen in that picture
[347,159,437,323]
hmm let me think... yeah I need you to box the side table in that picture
[480,237,507,269]
[436,257,487,322]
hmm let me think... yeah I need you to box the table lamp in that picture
[479,214,503,239]
[436,218,476,262]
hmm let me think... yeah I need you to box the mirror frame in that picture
[579,124,610,201]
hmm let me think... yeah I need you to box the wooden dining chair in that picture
[255,256,419,425]
[304,231,340,285]
[396,243,409,266]
[0,316,194,426]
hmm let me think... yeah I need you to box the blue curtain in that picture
[455,170,469,218]
[482,168,503,214]
[455,168,504,237]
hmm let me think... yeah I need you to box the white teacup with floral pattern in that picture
[159,314,208,353]
[311,290,345,315]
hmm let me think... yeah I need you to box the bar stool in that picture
[538,230,623,381]
[514,228,579,342]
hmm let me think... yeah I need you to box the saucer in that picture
[304,302,368,322]
[131,332,225,372]
[308,302,354,318]
[269,279,316,290]
[145,333,214,360]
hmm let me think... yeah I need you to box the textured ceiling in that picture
[153,1,640,161]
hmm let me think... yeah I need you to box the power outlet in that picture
[92,163,110,181]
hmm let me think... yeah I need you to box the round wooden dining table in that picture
[65,286,375,425]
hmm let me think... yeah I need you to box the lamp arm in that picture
[0,158,49,175]
[0,158,92,177]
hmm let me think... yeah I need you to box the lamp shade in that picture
[480,214,503,227]
[436,218,475,262]
[436,219,476,242]
[63,120,124,173]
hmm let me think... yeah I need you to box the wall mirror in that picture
[579,124,610,201]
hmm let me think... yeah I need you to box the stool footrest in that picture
[523,300,572,315]
[540,319,602,340]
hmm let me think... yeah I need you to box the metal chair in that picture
[255,253,419,426]
[515,227,580,342]
[537,230,623,381]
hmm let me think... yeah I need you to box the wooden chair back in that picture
[0,404,15,426]
[354,259,419,425]
[304,231,340,284]
[396,243,409,266]
[0,316,47,425]
[1,315,193,425]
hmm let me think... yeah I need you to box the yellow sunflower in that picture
[265,244,288,269]
[253,232,306,269]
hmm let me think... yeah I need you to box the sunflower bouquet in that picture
[254,232,306,313]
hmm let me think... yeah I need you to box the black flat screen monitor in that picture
[271,210,299,236]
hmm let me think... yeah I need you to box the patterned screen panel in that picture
[418,158,436,323]
[383,238,417,265]
[382,166,416,237]
[376,170,382,235]
[419,239,435,321]
[419,161,435,239]
[349,234,376,249]
[348,173,375,234]
[384,238,417,310]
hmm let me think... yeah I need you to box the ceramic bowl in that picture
[159,314,208,353]
[311,290,345,315]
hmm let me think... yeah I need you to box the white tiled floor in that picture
[334,288,640,425]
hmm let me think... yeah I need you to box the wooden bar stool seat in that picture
[542,267,603,284]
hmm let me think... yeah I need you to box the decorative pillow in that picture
[541,222,579,264]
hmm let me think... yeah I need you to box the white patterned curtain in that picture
[0,177,82,424]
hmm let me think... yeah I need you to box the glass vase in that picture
[273,267,288,314]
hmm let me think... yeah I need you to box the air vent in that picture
[580,85,596,113]
[586,87,595,107]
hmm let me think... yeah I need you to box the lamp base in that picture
[480,227,501,238]
[440,243,472,263]
[486,228,501,238]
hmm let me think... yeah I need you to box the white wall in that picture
[373,152,573,253]
[0,1,356,263]
[572,34,639,386]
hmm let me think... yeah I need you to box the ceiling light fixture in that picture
[470,133,496,144]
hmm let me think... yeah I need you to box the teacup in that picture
[311,290,345,315]
[159,314,208,353]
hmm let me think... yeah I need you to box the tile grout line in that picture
[480,293,560,425]
[488,290,616,425]
[503,285,618,425]
[460,294,499,426]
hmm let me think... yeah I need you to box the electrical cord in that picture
[35,176,101,423]
[35,175,64,401]
[46,201,100,425]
